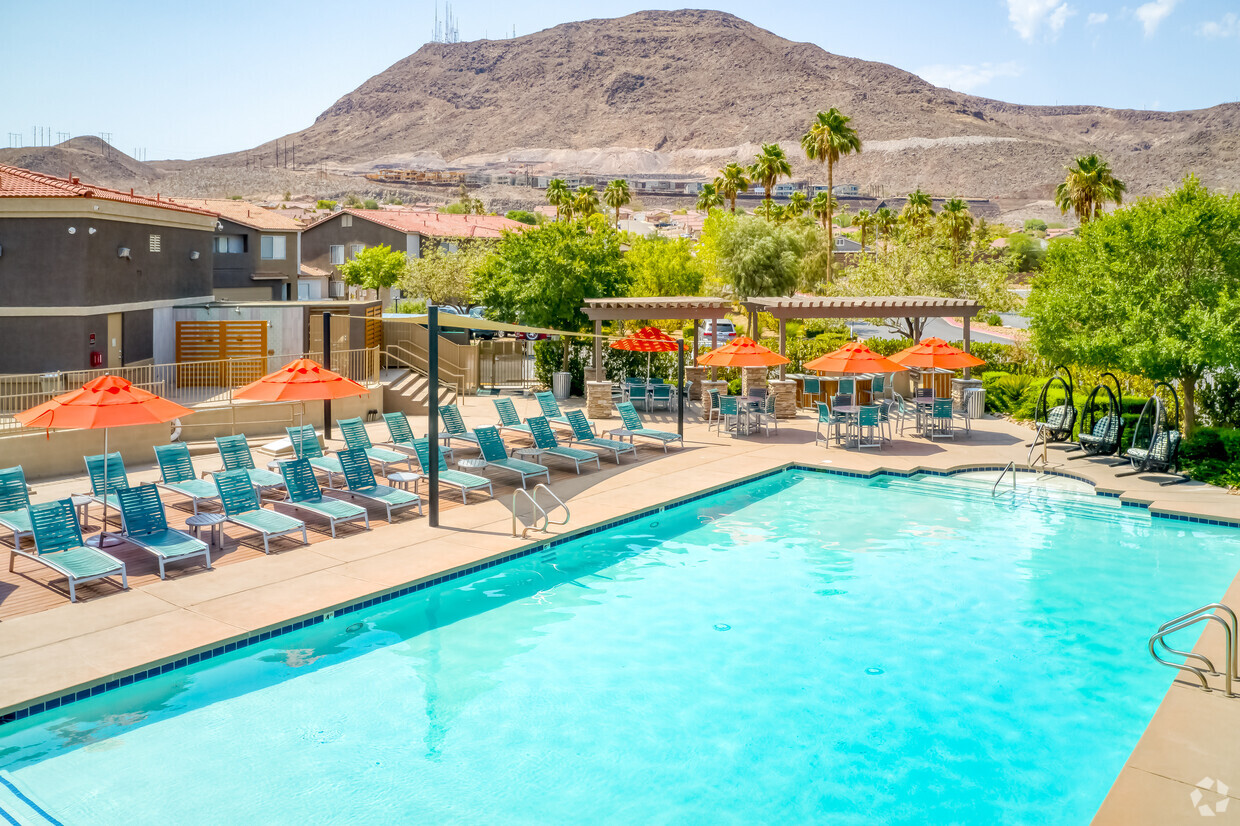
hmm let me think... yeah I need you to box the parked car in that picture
[467,306,497,340]
[698,319,738,347]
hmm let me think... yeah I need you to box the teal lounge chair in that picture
[215,434,285,494]
[214,469,307,554]
[409,438,492,504]
[338,416,414,476]
[493,398,533,438]
[116,484,212,579]
[565,409,635,464]
[84,451,129,514]
[15,498,127,602]
[475,426,550,489]
[534,391,578,430]
[528,416,600,474]
[327,449,422,522]
[0,465,34,548]
[278,458,370,537]
[153,442,220,515]
[382,411,455,462]
[615,402,683,452]
[287,425,345,487]
[439,404,480,449]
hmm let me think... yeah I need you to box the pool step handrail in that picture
[1149,603,1237,697]
[1027,425,1050,471]
[992,462,1016,498]
[511,484,569,538]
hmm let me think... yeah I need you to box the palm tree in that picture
[900,188,935,234]
[801,108,862,281]
[715,163,749,213]
[546,178,570,222]
[785,190,809,218]
[1054,154,1127,223]
[603,179,631,226]
[853,209,874,253]
[696,182,724,213]
[873,207,897,248]
[810,191,836,230]
[747,144,792,216]
[574,185,600,218]
[755,199,784,222]
[938,198,974,266]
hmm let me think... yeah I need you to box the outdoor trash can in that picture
[552,371,572,400]
[964,387,986,419]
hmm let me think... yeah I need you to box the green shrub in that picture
[1024,219,1047,233]
[439,202,470,214]
[1181,428,1228,462]
[983,313,1003,326]
[505,210,540,225]
[394,299,426,314]
[728,378,742,395]
[316,199,337,210]
[1200,368,1240,428]
[1181,426,1240,488]
[363,198,379,210]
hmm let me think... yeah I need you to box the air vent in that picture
[149,234,161,253]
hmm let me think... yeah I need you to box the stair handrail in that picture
[510,484,570,538]
[1027,425,1050,471]
[1149,603,1237,696]
[533,484,569,527]
[383,343,462,402]
[992,461,1016,498]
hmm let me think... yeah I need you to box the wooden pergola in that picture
[582,297,734,380]
[740,296,982,379]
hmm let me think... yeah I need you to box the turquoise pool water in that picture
[2,470,1239,825]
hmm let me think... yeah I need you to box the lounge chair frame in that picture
[475,426,550,489]
[528,416,601,474]
[116,484,212,579]
[15,498,127,602]
[408,438,492,504]
[338,417,415,476]
[0,465,34,548]
[326,448,423,522]
[277,458,370,537]
[153,442,220,514]
[214,469,307,554]
[565,410,635,464]
[614,402,683,452]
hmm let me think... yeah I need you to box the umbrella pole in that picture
[95,427,117,548]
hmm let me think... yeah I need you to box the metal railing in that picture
[383,344,462,404]
[992,461,1016,498]
[478,338,537,390]
[512,484,569,538]
[1149,603,1238,696]
[1027,424,1051,470]
[0,348,381,434]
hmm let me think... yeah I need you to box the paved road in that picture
[843,317,1018,345]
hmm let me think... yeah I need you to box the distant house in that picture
[300,209,527,299]
[0,164,216,373]
[832,184,861,197]
[171,199,303,301]
[772,182,801,198]
[833,236,865,255]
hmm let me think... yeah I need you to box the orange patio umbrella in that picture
[16,374,195,546]
[233,357,369,434]
[610,327,680,383]
[889,337,986,370]
[803,340,907,374]
[696,336,789,368]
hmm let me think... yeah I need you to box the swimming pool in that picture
[2,469,1238,824]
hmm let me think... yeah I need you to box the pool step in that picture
[0,771,65,825]
[869,476,1136,523]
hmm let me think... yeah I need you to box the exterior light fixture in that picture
[88,227,97,235]
[118,247,131,259]
[189,251,200,260]
[67,227,76,234]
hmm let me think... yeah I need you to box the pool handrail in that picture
[1149,603,1237,696]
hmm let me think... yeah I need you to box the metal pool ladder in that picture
[1149,603,1237,696]
[512,484,570,538]
[992,461,1016,498]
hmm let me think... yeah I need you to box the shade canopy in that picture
[233,358,370,403]
[803,341,907,374]
[889,337,986,370]
[697,336,790,368]
[16,374,193,430]
[609,327,680,353]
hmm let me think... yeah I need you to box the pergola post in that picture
[594,319,603,382]
[691,319,699,363]
[778,319,787,381]
[963,315,972,380]
[710,322,718,381]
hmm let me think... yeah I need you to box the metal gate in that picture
[478,338,536,390]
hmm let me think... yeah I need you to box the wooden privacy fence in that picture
[175,320,268,388]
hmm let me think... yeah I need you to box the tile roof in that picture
[308,208,527,238]
[169,198,303,231]
[0,164,215,217]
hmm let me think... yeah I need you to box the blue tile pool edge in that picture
[2,461,1235,727]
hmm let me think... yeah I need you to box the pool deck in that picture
[1,395,1236,823]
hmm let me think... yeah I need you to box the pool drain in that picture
[865,667,884,676]
[345,622,363,633]
[713,623,731,632]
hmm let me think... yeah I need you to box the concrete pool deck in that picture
[0,394,1236,823]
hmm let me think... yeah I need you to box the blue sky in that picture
[3,0,1238,160]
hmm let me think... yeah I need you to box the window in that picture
[349,244,364,259]
[212,235,245,254]
[341,215,353,228]
[260,235,287,260]
[149,234,161,253]
[329,245,344,265]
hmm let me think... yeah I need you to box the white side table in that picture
[458,458,487,472]
[387,471,423,493]
[70,494,94,528]
[185,512,226,548]
[514,447,547,463]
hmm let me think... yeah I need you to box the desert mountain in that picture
[0,137,158,191]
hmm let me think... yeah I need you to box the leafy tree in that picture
[626,236,704,300]
[696,182,724,213]
[801,108,862,282]
[754,199,784,222]
[713,216,805,335]
[853,209,875,253]
[344,194,363,208]
[938,198,974,266]
[546,179,570,222]
[1054,154,1127,223]
[873,207,897,247]
[715,163,749,214]
[1028,176,1240,434]
[316,199,338,210]
[473,220,631,370]
[363,198,379,210]
[900,188,934,234]
[603,179,631,225]
[1005,233,1045,272]
[574,185,600,219]
[439,202,471,214]
[1024,218,1048,233]
[400,242,494,308]
[338,244,408,308]
[786,191,809,218]
[282,190,291,202]
[747,143,792,210]
[838,232,1016,340]
[505,210,540,225]
[810,191,835,230]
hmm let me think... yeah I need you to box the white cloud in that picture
[1135,0,1180,37]
[1007,0,1076,40]
[1197,13,1239,38]
[1086,12,1108,25]
[917,61,1024,93]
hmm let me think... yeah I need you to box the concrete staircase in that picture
[381,368,456,416]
